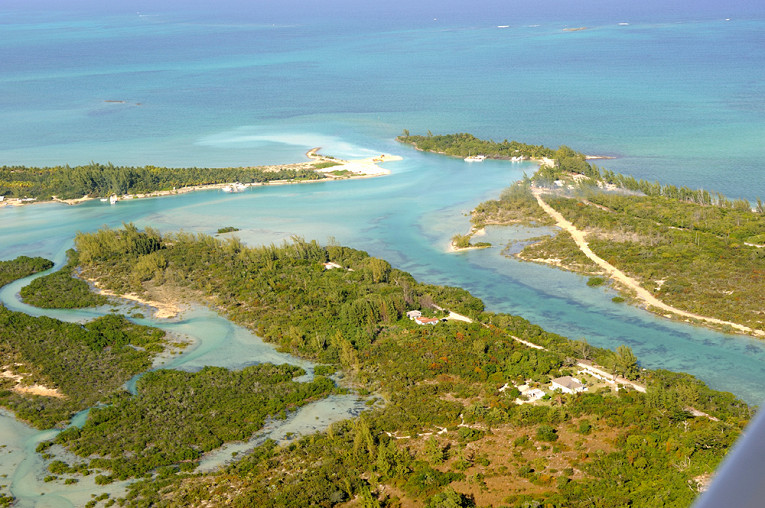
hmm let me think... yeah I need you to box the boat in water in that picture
[109,195,118,204]
[464,155,487,162]
[222,183,247,193]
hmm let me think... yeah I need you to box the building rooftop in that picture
[551,376,584,391]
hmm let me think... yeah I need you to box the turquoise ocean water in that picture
[1,2,764,505]
[2,4,764,199]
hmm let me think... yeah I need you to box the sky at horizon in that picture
[4,0,764,25]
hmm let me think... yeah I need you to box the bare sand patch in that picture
[14,384,65,399]
[89,281,183,319]
[2,369,64,399]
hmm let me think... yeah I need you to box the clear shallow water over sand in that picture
[1,3,765,505]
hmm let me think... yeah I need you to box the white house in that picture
[510,384,545,404]
[540,157,558,168]
[550,376,585,394]
[414,316,440,326]
[524,388,546,400]
[406,310,440,325]
[515,383,546,401]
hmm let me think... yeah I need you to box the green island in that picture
[400,133,765,337]
[451,233,492,251]
[19,250,109,309]
[0,255,53,287]
[14,224,747,507]
[0,161,327,202]
[398,131,554,160]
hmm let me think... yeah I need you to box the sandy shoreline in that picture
[448,242,491,253]
[89,280,184,319]
[0,148,402,209]
[1,368,64,399]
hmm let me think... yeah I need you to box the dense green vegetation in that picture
[1,138,753,504]
[122,352,746,506]
[54,364,335,479]
[74,226,487,360]
[66,225,749,506]
[0,256,53,288]
[473,181,556,227]
[0,162,325,200]
[0,308,166,428]
[216,226,240,234]
[19,250,108,309]
[452,234,471,249]
[398,131,554,160]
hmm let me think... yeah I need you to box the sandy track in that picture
[532,189,762,337]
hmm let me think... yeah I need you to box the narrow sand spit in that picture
[307,147,402,177]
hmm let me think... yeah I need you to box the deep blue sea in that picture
[1,2,764,505]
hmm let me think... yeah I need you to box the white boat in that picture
[511,156,525,162]
[222,182,247,193]
[464,155,486,162]
[109,195,118,204]
[100,198,108,202]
